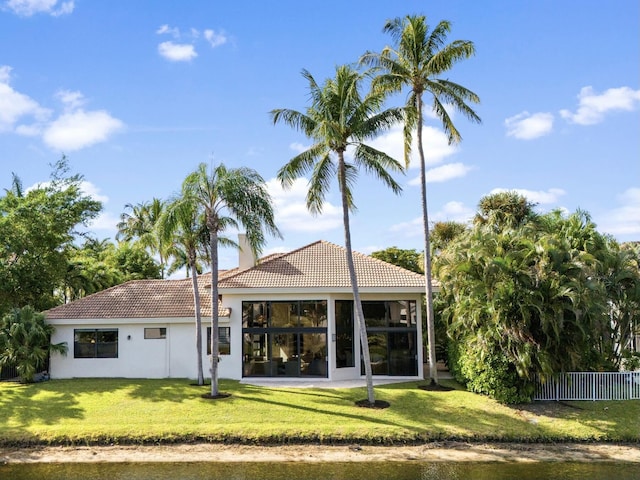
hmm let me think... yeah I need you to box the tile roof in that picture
[44,240,425,320]
[218,240,425,289]
[45,277,230,320]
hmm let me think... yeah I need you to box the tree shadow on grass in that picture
[0,382,84,436]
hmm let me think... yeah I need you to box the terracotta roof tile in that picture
[45,277,230,320]
[219,240,425,289]
[45,241,425,320]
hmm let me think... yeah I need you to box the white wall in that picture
[48,291,423,381]
[48,317,231,380]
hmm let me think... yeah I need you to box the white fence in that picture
[534,371,640,401]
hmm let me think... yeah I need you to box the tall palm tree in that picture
[159,197,210,385]
[271,65,404,405]
[116,198,169,278]
[361,15,481,384]
[182,163,281,397]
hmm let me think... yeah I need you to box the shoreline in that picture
[2,442,640,464]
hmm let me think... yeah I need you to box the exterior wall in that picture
[49,317,231,380]
[48,291,423,381]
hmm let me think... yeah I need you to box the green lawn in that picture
[0,378,638,445]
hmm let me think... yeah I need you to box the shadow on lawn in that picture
[0,382,84,431]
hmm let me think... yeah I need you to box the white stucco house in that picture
[45,239,426,382]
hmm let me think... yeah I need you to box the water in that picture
[2,462,639,480]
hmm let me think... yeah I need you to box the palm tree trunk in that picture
[210,228,220,397]
[417,94,439,385]
[338,153,375,404]
[190,258,204,386]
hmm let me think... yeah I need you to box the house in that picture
[45,239,426,382]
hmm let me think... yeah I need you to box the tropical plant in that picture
[0,306,67,383]
[116,198,169,278]
[361,14,481,385]
[0,159,101,314]
[430,221,468,254]
[434,193,636,402]
[271,65,404,405]
[474,190,537,231]
[63,239,122,302]
[181,163,281,397]
[159,195,210,385]
[370,247,423,274]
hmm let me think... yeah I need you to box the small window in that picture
[144,327,167,339]
[207,327,231,355]
[74,329,118,358]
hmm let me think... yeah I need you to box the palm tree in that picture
[159,196,210,385]
[116,198,169,278]
[0,306,67,383]
[182,163,281,397]
[361,15,481,384]
[271,65,404,405]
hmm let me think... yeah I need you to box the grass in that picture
[0,378,638,446]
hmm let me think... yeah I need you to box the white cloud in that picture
[56,89,86,110]
[489,187,566,205]
[505,111,554,140]
[4,0,73,16]
[88,211,119,233]
[78,180,109,203]
[409,162,473,186]
[158,41,197,62]
[156,24,180,37]
[204,29,227,48]
[43,109,124,151]
[0,65,11,83]
[388,216,422,237]
[369,125,458,168]
[560,86,640,125]
[156,25,227,62]
[596,188,640,237]
[391,202,474,238]
[26,179,108,203]
[432,201,475,223]
[0,66,121,151]
[0,66,51,132]
[266,177,342,233]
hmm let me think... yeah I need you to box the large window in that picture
[74,329,118,358]
[206,327,231,355]
[362,300,417,376]
[335,300,418,376]
[242,301,327,377]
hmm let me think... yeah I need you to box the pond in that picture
[2,461,639,480]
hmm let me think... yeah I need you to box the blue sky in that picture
[1,0,639,270]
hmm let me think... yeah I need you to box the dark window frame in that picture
[207,326,231,355]
[73,328,118,359]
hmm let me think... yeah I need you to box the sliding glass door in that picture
[242,301,327,377]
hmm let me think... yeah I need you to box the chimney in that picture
[238,233,256,270]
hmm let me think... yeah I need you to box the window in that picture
[207,327,231,355]
[144,327,167,339]
[242,300,328,377]
[362,300,418,376]
[335,300,355,368]
[74,329,118,358]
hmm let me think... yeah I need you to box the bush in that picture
[447,337,534,404]
[0,306,67,383]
